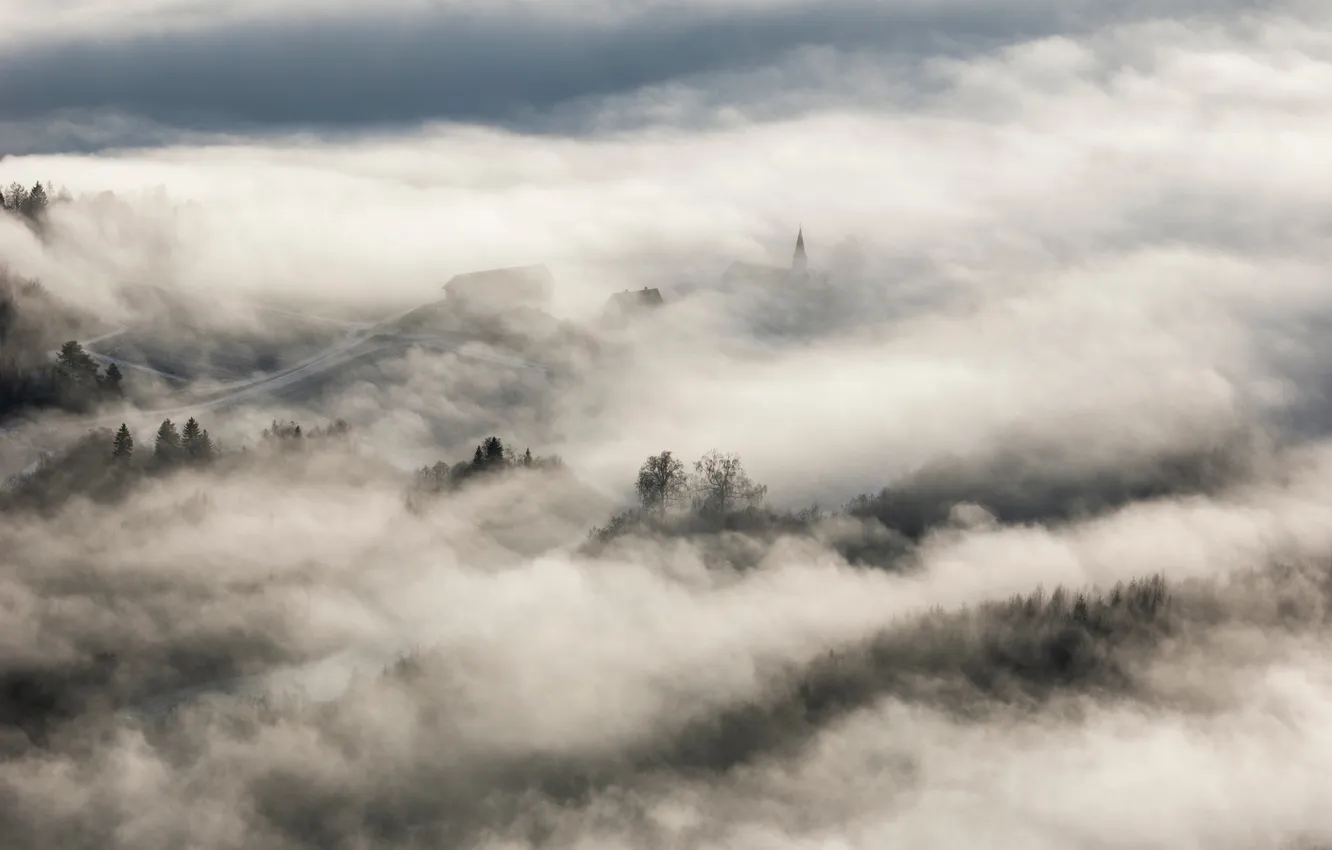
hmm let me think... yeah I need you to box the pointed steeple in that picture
[792,227,808,272]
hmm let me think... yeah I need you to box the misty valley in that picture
[4,3,1332,845]
[3,179,1331,850]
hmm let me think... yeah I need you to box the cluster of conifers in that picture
[108,417,214,466]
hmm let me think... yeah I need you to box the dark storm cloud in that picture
[0,0,1254,154]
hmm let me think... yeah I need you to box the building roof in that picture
[606,287,664,309]
[444,264,555,297]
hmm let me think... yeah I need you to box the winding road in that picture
[5,296,550,484]
[72,300,544,418]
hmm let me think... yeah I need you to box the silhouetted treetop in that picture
[691,450,767,519]
[100,363,124,396]
[112,424,133,461]
[155,419,182,463]
[636,451,688,515]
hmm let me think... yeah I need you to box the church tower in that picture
[792,227,808,272]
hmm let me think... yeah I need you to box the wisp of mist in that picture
[3,1,1332,848]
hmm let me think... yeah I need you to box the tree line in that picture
[111,415,355,466]
[10,426,565,514]
[0,415,218,513]
[587,449,770,543]
[635,449,767,517]
[0,270,104,420]
[613,575,1174,774]
[1,417,1122,575]
[408,442,880,555]
[0,416,362,513]
[586,448,938,569]
[0,339,125,420]
[0,181,65,223]
[260,418,351,447]
[52,340,124,409]
[407,435,562,511]
[108,417,217,467]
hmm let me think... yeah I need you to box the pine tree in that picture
[55,341,99,388]
[265,420,291,440]
[182,417,213,463]
[523,448,533,467]
[483,436,505,467]
[112,424,134,460]
[20,182,48,221]
[51,340,103,412]
[155,419,181,464]
[100,363,124,395]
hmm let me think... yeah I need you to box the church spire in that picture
[792,227,807,271]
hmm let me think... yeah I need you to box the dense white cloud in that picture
[4,2,1332,847]
[6,9,1329,500]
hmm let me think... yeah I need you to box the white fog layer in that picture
[2,1,1332,848]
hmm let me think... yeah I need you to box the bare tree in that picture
[635,451,688,515]
[3,183,27,213]
[691,450,767,519]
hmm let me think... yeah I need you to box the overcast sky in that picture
[1,0,1314,154]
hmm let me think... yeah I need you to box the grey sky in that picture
[0,0,1284,154]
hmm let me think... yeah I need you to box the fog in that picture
[3,0,1332,848]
